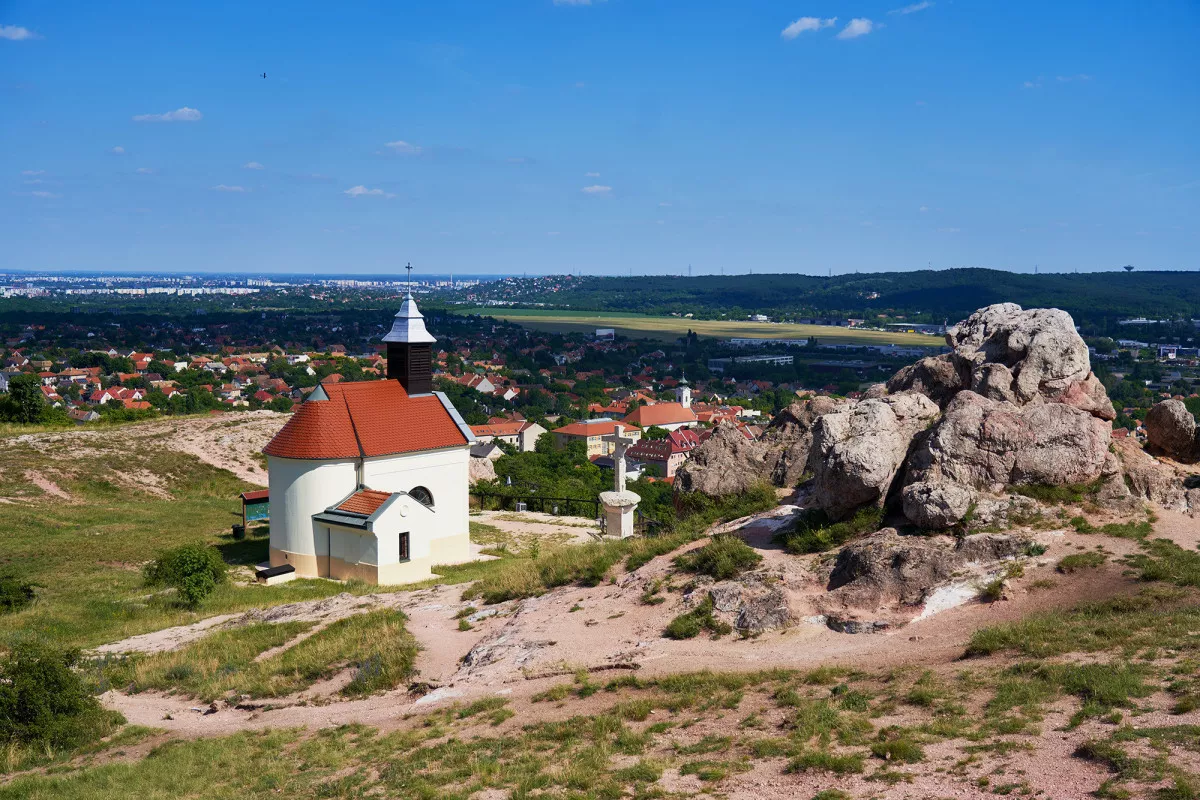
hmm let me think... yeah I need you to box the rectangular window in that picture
[398,532,410,562]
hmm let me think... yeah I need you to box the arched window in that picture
[409,486,434,507]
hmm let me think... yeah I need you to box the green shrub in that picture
[665,596,732,640]
[673,535,762,580]
[0,575,37,614]
[0,642,120,751]
[143,543,227,608]
[775,506,884,555]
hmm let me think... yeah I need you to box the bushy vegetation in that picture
[774,506,884,555]
[0,642,120,757]
[143,543,227,608]
[673,535,762,581]
[0,576,37,615]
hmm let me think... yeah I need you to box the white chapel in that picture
[260,293,475,585]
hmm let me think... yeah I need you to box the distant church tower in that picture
[675,372,692,409]
[383,293,436,395]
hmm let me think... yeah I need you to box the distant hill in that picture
[460,269,1200,326]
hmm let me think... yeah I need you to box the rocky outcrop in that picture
[1145,400,1199,463]
[901,481,975,530]
[469,456,497,485]
[706,575,795,632]
[900,391,1111,527]
[948,303,1091,404]
[822,528,1027,609]
[760,396,849,487]
[808,393,940,519]
[1112,437,1190,511]
[886,355,966,407]
[676,397,849,496]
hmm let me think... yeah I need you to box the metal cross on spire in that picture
[404,262,413,293]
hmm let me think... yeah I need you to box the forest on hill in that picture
[463,269,1200,327]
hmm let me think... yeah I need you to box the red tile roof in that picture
[336,489,393,515]
[263,379,468,460]
[553,419,633,438]
[622,402,698,429]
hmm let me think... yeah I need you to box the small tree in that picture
[0,576,37,614]
[2,374,46,424]
[0,642,116,751]
[144,543,227,608]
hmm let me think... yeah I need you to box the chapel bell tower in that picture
[383,290,436,396]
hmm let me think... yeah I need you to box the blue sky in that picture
[2,0,1198,276]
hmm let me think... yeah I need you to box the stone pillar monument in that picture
[599,425,641,539]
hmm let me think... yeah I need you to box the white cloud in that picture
[937,227,961,233]
[781,17,836,39]
[135,167,154,174]
[384,140,422,155]
[581,185,611,194]
[0,25,38,41]
[243,161,264,170]
[919,205,929,212]
[110,146,125,155]
[23,178,42,184]
[1023,76,1044,89]
[344,185,394,198]
[132,107,202,123]
[889,1,933,14]
[31,190,59,198]
[21,169,44,176]
[585,171,601,177]
[1056,73,1092,83]
[211,184,247,192]
[837,18,875,39]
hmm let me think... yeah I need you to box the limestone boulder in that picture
[886,354,967,407]
[809,393,940,519]
[906,391,1110,495]
[1050,372,1116,421]
[901,480,976,530]
[824,528,1027,608]
[468,456,497,485]
[1112,437,1190,511]
[1009,402,1112,486]
[760,396,850,487]
[948,303,1091,404]
[1145,400,1199,463]
[674,422,772,497]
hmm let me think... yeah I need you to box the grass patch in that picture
[101,610,416,701]
[1058,551,1107,573]
[774,506,884,555]
[665,596,733,640]
[1128,539,1200,588]
[673,535,762,580]
[1011,479,1103,505]
[785,749,865,775]
[966,588,1200,659]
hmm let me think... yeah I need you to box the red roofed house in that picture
[626,428,701,477]
[552,418,642,458]
[262,293,475,586]
[469,420,546,452]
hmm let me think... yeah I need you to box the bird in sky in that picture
[260,72,267,79]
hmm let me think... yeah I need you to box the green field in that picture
[456,308,939,347]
